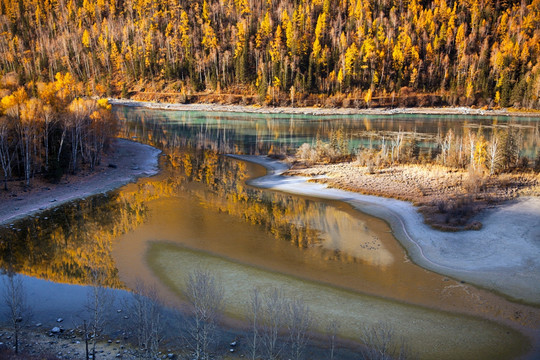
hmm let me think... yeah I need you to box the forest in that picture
[0,73,117,189]
[0,0,539,108]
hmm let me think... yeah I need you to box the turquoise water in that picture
[115,106,540,157]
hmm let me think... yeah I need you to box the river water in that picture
[1,106,539,359]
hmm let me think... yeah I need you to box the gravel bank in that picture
[109,99,540,117]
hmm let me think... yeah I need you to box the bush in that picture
[295,143,318,165]
[463,166,487,195]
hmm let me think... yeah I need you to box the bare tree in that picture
[391,131,404,163]
[127,281,163,359]
[185,269,224,360]
[326,320,340,360]
[2,273,30,354]
[488,134,500,175]
[440,129,453,166]
[359,322,408,360]
[260,288,287,360]
[287,297,312,360]
[85,268,114,360]
[247,287,262,360]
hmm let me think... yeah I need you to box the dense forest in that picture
[0,0,539,108]
[0,73,117,189]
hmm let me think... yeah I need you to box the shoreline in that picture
[109,98,540,118]
[0,138,161,226]
[284,162,540,232]
[228,154,540,305]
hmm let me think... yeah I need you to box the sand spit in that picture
[109,98,540,117]
[0,138,161,226]
[228,154,540,305]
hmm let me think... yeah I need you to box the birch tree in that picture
[0,117,13,190]
[185,269,224,360]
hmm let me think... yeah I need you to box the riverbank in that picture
[229,155,540,305]
[109,98,540,117]
[285,162,540,231]
[0,138,161,226]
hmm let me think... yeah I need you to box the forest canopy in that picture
[0,0,539,108]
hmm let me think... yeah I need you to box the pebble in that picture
[51,327,61,334]
[35,323,42,327]
[57,318,63,322]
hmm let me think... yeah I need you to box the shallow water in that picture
[1,107,539,358]
[148,243,527,360]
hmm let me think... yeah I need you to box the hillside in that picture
[0,0,539,108]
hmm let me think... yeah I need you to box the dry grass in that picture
[286,162,540,231]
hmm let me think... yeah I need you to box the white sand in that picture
[0,138,161,226]
[228,155,540,304]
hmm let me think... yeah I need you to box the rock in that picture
[167,354,175,359]
[35,323,42,327]
[230,348,235,352]
[230,341,237,346]
[56,318,63,323]
[51,327,61,334]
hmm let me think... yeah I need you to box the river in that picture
[1,106,539,359]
